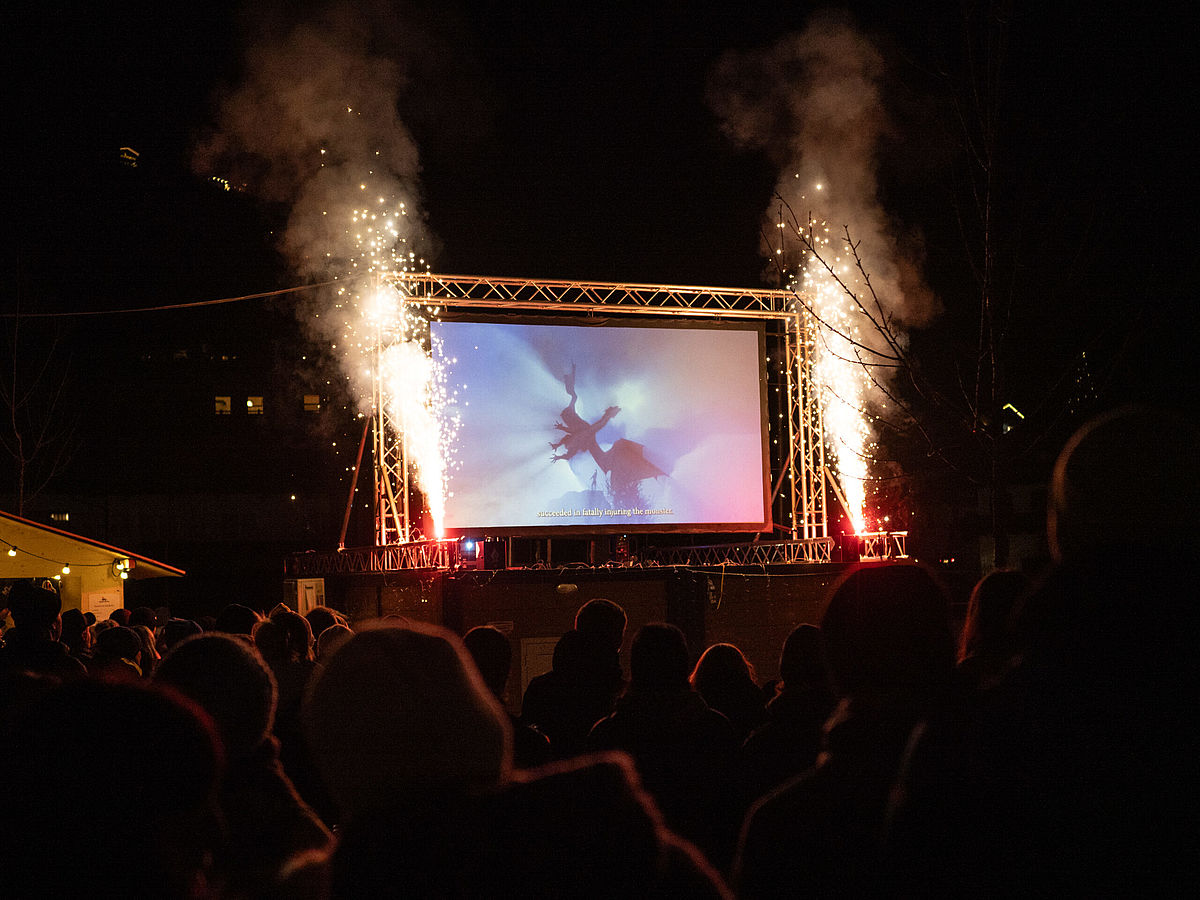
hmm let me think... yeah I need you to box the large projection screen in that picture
[433,317,771,535]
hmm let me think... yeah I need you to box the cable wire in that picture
[0,277,357,319]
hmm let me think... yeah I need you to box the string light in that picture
[2,541,132,581]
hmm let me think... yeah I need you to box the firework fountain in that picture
[786,188,877,534]
[327,183,456,542]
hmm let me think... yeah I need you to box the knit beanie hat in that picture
[155,633,278,756]
[302,620,512,819]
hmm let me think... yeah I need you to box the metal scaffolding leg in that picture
[788,308,827,542]
[373,341,413,546]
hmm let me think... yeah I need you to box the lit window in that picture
[50,511,70,523]
[215,396,232,415]
[247,396,264,415]
[303,394,321,412]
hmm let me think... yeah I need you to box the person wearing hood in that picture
[303,619,730,898]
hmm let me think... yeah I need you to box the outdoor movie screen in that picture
[433,317,771,534]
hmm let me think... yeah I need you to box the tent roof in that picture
[0,509,184,580]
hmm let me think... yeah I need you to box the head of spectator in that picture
[157,633,333,897]
[689,641,766,740]
[214,603,261,639]
[269,609,315,663]
[1017,406,1200,689]
[821,562,955,701]
[549,627,615,681]
[159,617,204,656]
[1049,405,1199,565]
[92,618,118,638]
[253,618,288,663]
[305,605,345,641]
[690,642,757,695]
[129,606,159,630]
[575,598,627,654]
[82,610,96,627]
[779,623,828,693]
[958,569,1031,669]
[59,607,91,656]
[462,625,512,700]
[628,622,691,695]
[131,624,160,677]
[1,679,223,898]
[156,633,277,759]
[92,625,143,679]
[108,607,131,627]
[316,622,354,663]
[303,620,511,821]
[6,581,62,637]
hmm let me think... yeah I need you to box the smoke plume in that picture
[708,11,936,328]
[193,3,430,288]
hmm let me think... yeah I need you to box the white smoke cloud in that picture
[193,4,429,287]
[708,11,937,329]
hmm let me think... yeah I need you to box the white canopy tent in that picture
[1,510,184,620]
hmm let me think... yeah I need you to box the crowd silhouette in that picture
[1,406,1195,896]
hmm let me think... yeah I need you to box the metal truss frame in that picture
[396,273,798,317]
[286,539,459,578]
[651,537,834,567]
[358,272,829,569]
[858,531,909,561]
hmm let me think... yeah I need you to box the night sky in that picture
[4,1,1196,448]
